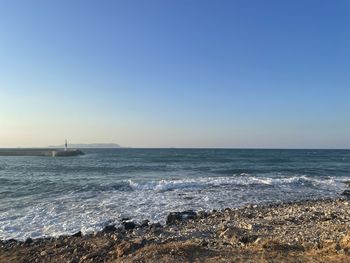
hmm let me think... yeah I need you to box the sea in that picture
[1,148,350,240]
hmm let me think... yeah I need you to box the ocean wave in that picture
[128,179,204,192]
[126,175,340,192]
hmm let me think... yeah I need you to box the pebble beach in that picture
[2,197,350,262]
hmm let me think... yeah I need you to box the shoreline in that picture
[1,196,346,242]
[2,197,350,262]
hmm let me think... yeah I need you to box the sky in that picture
[0,0,349,148]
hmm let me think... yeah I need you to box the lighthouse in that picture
[65,139,68,151]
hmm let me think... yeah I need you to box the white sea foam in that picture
[0,174,348,240]
[126,174,341,192]
[128,179,204,191]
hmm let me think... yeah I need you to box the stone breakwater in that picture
[2,198,350,262]
[0,148,84,157]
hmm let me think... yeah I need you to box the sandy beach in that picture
[2,197,350,262]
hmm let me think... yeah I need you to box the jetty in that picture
[0,140,84,157]
[0,148,84,157]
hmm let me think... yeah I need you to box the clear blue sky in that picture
[0,0,349,148]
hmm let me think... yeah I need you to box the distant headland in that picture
[48,143,121,148]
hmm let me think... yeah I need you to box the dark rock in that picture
[24,237,33,244]
[34,238,46,246]
[166,210,197,225]
[200,240,209,247]
[140,220,149,228]
[121,217,131,221]
[123,221,136,230]
[166,212,183,225]
[246,213,254,219]
[182,210,197,220]
[103,225,117,233]
[149,222,162,230]
[149,222,162,233]
[4,239,18,248]
[239,235,259,244]
[72,231,82,237]
[197,211,208,218]
[341,190,350,197]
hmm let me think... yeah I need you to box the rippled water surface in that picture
[1,149,350,240]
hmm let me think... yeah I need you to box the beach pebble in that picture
[67,258,79,263]
[239,222,253,230]
[116,239,144,257]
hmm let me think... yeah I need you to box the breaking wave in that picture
[127,174,341,192]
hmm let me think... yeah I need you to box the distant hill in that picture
[48,143,121,149]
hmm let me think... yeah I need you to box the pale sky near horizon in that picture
[1,0,350,148]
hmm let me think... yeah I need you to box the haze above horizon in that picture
[1,0,349,149]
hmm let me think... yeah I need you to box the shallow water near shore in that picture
[1,148,350,240]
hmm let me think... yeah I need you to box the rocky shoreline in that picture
[2,198,350,262]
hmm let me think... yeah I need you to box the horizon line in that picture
[0,146,349,150]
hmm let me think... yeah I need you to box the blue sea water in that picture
[1,148,350,240]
